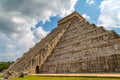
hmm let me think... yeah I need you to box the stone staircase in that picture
[3,21,71,79]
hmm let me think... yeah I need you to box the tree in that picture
[0,62,13,72]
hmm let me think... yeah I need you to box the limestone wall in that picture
[40,16,120,73]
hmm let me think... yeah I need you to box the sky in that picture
[0,0,120,61]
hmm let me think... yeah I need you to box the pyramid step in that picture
[23,21,72,74]
[54,30,119,52]
[61,27,106,42]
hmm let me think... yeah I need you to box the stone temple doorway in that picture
[36,66,40,74]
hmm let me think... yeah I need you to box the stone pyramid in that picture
[4,12,120,78]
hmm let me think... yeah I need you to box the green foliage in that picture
[12,76,120,80]
[0,62,12,72]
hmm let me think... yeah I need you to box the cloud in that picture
[33,27,49,42]
[86,0,95,5]
[82,14,90,20]
[6,45,15,49]
[0,0,78,61]
[98,0,120,29]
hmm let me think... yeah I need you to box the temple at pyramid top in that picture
[4,11,120,79]
[58,11,85,26]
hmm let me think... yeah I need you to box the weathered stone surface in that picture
[4,11,120,79]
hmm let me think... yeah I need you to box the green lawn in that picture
[0,75,3,79]
[12,76,120,80]
[0,76,2,78]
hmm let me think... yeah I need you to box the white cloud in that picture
[86,0,95,5]
[33,27,49,42]
[0,0,78,61]
[6,45,15,49]
[82,14,90,20]
[98,0,120,29]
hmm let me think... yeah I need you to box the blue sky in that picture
[75,0,101,23]
[37,0,101,31]
[38,0,120,33]
[0,0,120,61]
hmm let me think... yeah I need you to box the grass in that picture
[12,76,120,80]
[0,75,2,78]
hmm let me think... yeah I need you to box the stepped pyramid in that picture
[4,12,120,79]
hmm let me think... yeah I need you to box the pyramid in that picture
[4,12,120,78]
